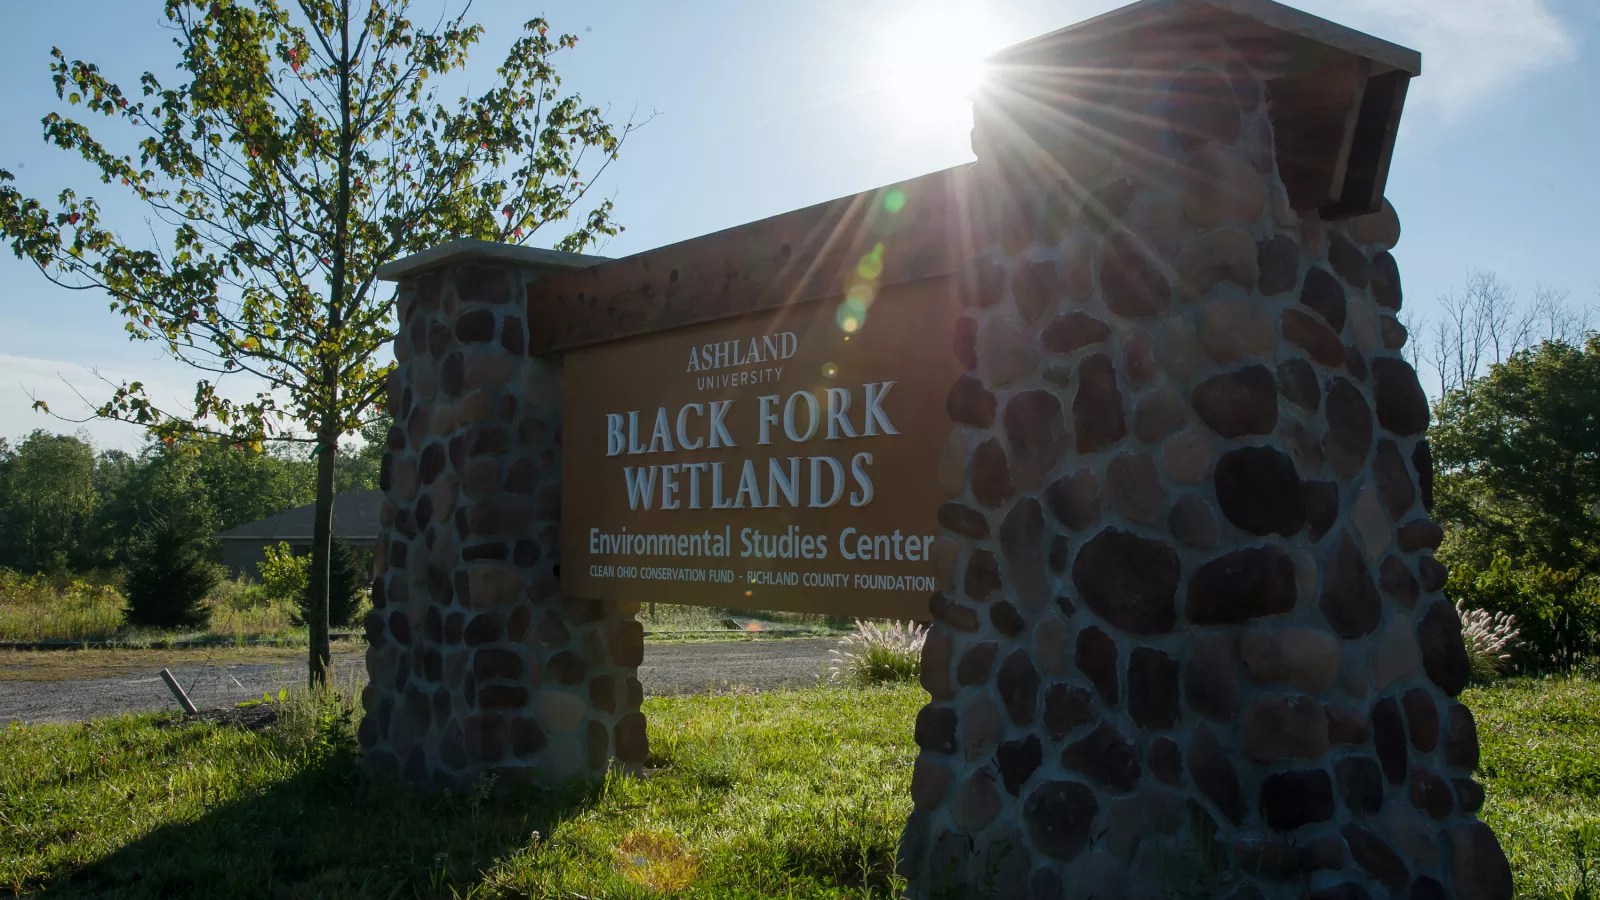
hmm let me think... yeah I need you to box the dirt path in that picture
[0,639,836,724]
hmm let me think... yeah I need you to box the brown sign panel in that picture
[561,275,964,620]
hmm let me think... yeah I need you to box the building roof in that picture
[216,489,384,544]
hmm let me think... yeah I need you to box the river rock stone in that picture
[1187,545,1297,624]
[954,316,978,370]
[1127,647,1180,729]
[1257,234,1300,295]
[1411,767,1453,820]
[1284,307,1348,367]
[1336,755,1385,817]
[911,756,953,811]
[971,439,1014,509]
[1170,495,1220,548]
[1321,532,1382,638]
[1181,228,1259,295]
[1214,446,1305,536]
[1372,614,1421,689]
[1157,317,1203,381]
[948,375,996,428]
[1303,480,1338,542]
[952,768,1002,830]
[961,695,1003,761]
[1372,697,1408,784]
[1072,528,1180,635]
[1244,694,1330,761]
[1374,440,1417,520]
[1062,721,1141,792]
[1326,704,1372,745]
[1185,632,1238,722]
[1077,625,1119,705]
[1444,703,1479,771]
[1259,769,1334,830]
[1107,453,1164,525]
[1404,688,1439,751]
[1182,143,1264,228]
[1242,627,1341,692]
[1447,822,1514,900]
[921,631,955,700]
[1419,600,1470,696]
[1372,357,1429,436]
[1122,330,1156,387]
[964,549,1003,601]
[997,734,1043,796]
[1043,312,1112,355]
[983,318,1040,385]
[1192,365,1278,438]
[1343,824,1410,889]
[1047,467,1100,530]
[1189,724,1246,824]
[915,705,958,754]
[1103,232,1172,317]
[1202,293,1274,363]
[1012,259,1062,324]
[999,650,1041,725]
[1044,683,1095,740]
[1328,234,1371,289]
[1372,251,1403,310]
[1005,391,1069,490]
[957,641,999,686]
[1325,377,1374,477]
[1301,268,1347,332]
[1398,520,1444,552]
[1278,358,1321,411]
[1379,555,1421,607]
[1075,354,1127,453]
[1163,429,1212,483]
[1134,385,1187,443]
[1024,780,1099,860]
[939,502,989,539]
[1419,555,1448,592]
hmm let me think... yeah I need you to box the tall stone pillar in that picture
[359,242,648,789]
[901,3,1512,899]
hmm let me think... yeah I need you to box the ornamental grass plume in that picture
[827,619,926,685]
[1457,599,1520,680]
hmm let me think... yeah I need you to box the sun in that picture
[870,4,997,130]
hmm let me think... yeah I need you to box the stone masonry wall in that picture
[899,35,1512,900]
[359,263,647,789]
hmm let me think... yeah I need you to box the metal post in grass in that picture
[160,668,198,715]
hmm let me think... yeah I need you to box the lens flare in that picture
[822,362,839,378]
[883,189,907,214]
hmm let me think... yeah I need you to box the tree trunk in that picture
[307,420,338,687]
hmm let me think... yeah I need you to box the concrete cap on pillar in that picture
[375,237,608,282]
[978,0,1421,219]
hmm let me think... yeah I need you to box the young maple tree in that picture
[0,0,638,684]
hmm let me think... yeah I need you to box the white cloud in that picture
[0,352,278,452]
[1315,0,1578,116]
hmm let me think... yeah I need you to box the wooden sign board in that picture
[561,275,965,620]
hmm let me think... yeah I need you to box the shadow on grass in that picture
[44,746,604,899]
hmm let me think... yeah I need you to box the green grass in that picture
[6,674,1595,898]
[0,682,922,898]
[1469,676,1600,898]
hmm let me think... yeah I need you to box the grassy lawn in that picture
[0,683,921,898]
[1469,676,1600,898]
[1,677,1595,898]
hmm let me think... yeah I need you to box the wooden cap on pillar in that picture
[978,0,1421,219]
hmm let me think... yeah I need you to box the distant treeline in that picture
[0,419,387,574]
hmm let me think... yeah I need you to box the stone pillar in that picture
[901,6,1511,900]
[359,247,647,789]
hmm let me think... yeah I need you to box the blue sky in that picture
[1,0,1595,450]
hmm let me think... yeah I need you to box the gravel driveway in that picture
[0,638,836,725]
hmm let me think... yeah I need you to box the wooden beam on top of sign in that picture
[1267,55,1371,211]
[524,163,977,355]
[1321,69,1410,220]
